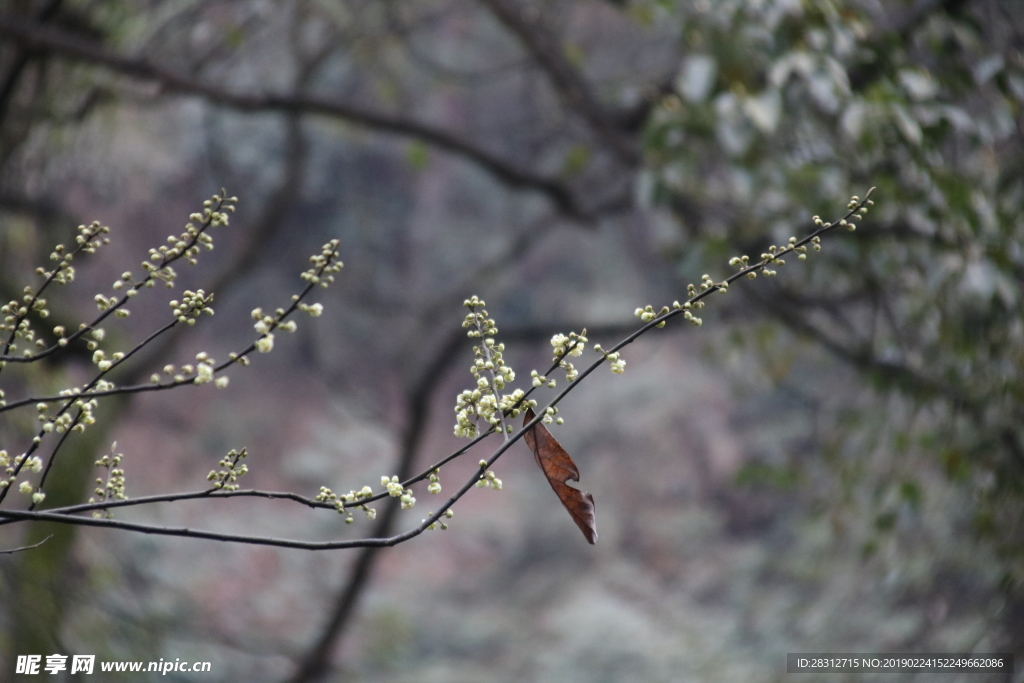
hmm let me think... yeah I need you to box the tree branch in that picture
[0,0,63,127]
[475,0,641,165]
[0,534,52,555]
[0,15,591,220]
[0,192,875,565]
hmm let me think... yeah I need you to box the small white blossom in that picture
[194,363,214,384]
[551,333,569,355]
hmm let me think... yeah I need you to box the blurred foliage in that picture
[639,0,1024,606]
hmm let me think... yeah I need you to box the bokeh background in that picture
[1,0,1022,681]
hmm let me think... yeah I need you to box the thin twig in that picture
[0,534,52,555]
[476,0,640,165]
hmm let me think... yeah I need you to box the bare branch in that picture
[0,193,876,551]
[475,0,640,165]
[0,534,52,555]
[0,15,591,220]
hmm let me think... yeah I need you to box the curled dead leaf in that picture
[523,408,597,544]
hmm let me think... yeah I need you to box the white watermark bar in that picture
[787,653,1013,673]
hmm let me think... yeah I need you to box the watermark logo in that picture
[15,655,208,675]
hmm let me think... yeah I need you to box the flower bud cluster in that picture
[156,361,216,386]
[593,343,627,374]
[475,467,503,490]
[551,330,587,380]
[170,289,215,326]
[16,478,45,504]
[250,304,300,353]
[56,221,109,273]
[635,305,671,328]
[427,470,442,495]
[380,474,417,509]
[3,194,236,365]
[1,285,60,357]
[2,221,107,354]
[207,448,249,491]
[424,507,455,531]
[758,246,786,276]
[842,195,873,229]
[454,297,524,438]
[138,194,236,285]
[316,485,376,523]
[782,236,809,260]
[665,299,700,326]
[179,351,226,387]
[85,194,232,339]
[298,302,324,317]
[88,442,127,518]
[638,193,875,347]
[6,223,110,353]
[0,450,43,495]
[540,405,565,426]
[36,391,100,438]
[550,331,586,357]
[248,242,342,357]
[301,239,344,288]
[530,369,555,389]
[90,346,125,373]
[250,306,281,354]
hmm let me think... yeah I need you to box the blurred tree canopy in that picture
[645,0,1024,565]
[646,0,1024,585]
[1,0,1022,678]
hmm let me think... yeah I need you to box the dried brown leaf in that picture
[523,408,597,544]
